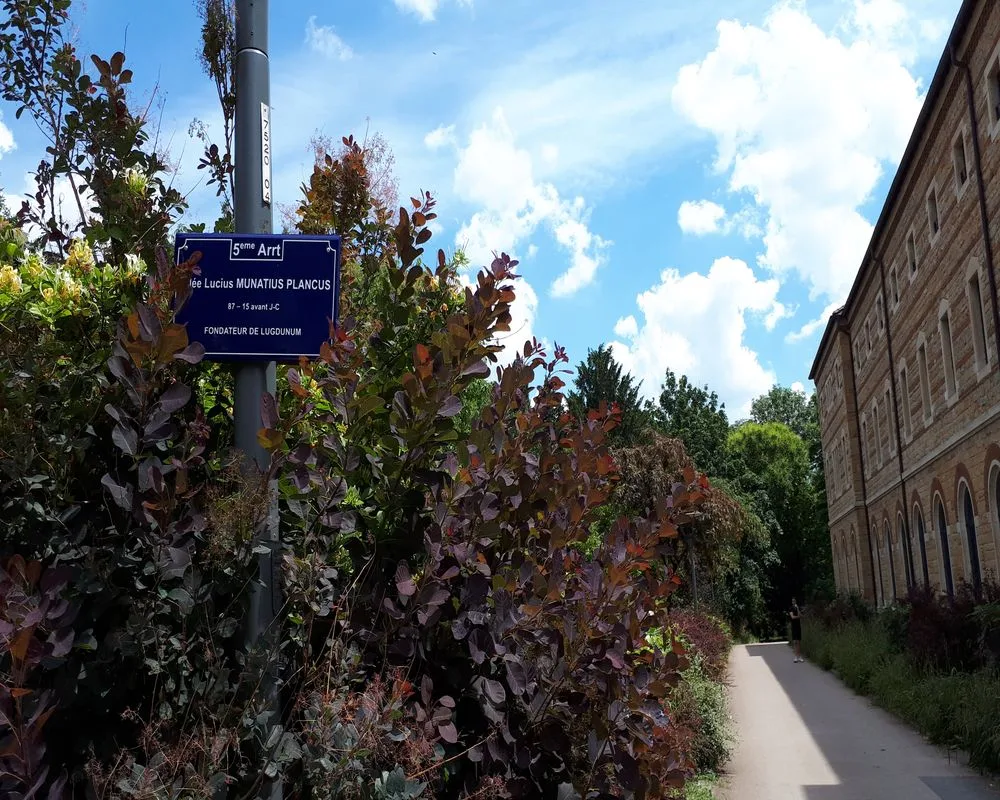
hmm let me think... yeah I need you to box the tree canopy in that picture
[567,344,650,444]
[751,385,822,472]
[567,352,833,635]
[655,369,730,477]
[726,421,832,616]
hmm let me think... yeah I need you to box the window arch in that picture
[899,513,914,590]
[872,531,885,606]
[832,534,842,588]
[989,462,1000,579]
[884,520,897,601]
[838,534,849,590]
[852,533,862,593]
[959,480,983,592]
[913,504,930,586]
[935,494,955,598]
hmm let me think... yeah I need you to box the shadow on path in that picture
[724,642,1000,800]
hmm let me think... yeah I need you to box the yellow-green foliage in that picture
[0,234,145,328]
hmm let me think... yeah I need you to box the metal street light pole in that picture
[234,1,281,798]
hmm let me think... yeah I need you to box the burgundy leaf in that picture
[260,392,280,429]
[112,423,138,456]
[438,395,462,418]
[461,360,491,379]
[47,627,74,658]
[157,382,191,413]
[480,493,500,522]
[395,563,417,597]
[143,414,174,445]
[437,722,459,744]
[100,474,133,511]
[482,678,505,705]
[292,466,311,492]
[136,303,161,341]
[382,597,404,620]
[174,341,206,363]
[468,629,489,664]
[159,547,191,581]
[505,660,527,696]
[426,587,450,607]
[104,403,131,425]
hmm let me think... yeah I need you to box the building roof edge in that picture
[809,307,845,381]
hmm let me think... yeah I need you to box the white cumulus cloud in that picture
[614,314,639,340]
[678,199,726,235]
[672,0,928,302]
[610,257,785,417]
[424,124,456,150]
[453,107,609,297]
[305,16,353,60]
[393,0,472,23]
[786,299,844,343]
[0,111,13,158]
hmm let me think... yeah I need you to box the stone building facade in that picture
[810,0,1000,604]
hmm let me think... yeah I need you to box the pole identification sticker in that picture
[261,102,272,205]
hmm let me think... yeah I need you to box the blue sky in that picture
[0,0,963,415]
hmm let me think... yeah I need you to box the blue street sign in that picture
[174,233,341,362]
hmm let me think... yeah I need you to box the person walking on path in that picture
[789,598,803,662]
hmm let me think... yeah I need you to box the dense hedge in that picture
[669,612,733,778]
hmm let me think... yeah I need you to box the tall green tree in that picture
[655,369,730,477]
[750,385,822,470]
[750,386,829,593]
[726,422,832,624]
[750,386,816,441]
[707,476,778,636]
[568,344,650,444]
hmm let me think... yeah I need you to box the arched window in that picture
[899,514,914,590]
[832,535,841,588]
[961,484,983,592]
[992,463,1000,578]
[853,535,862,592]
[913,506,930,586]
[872,532,884,606]
[884,521,897,601]
[936,497,955,598]
[838,536,848,590]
